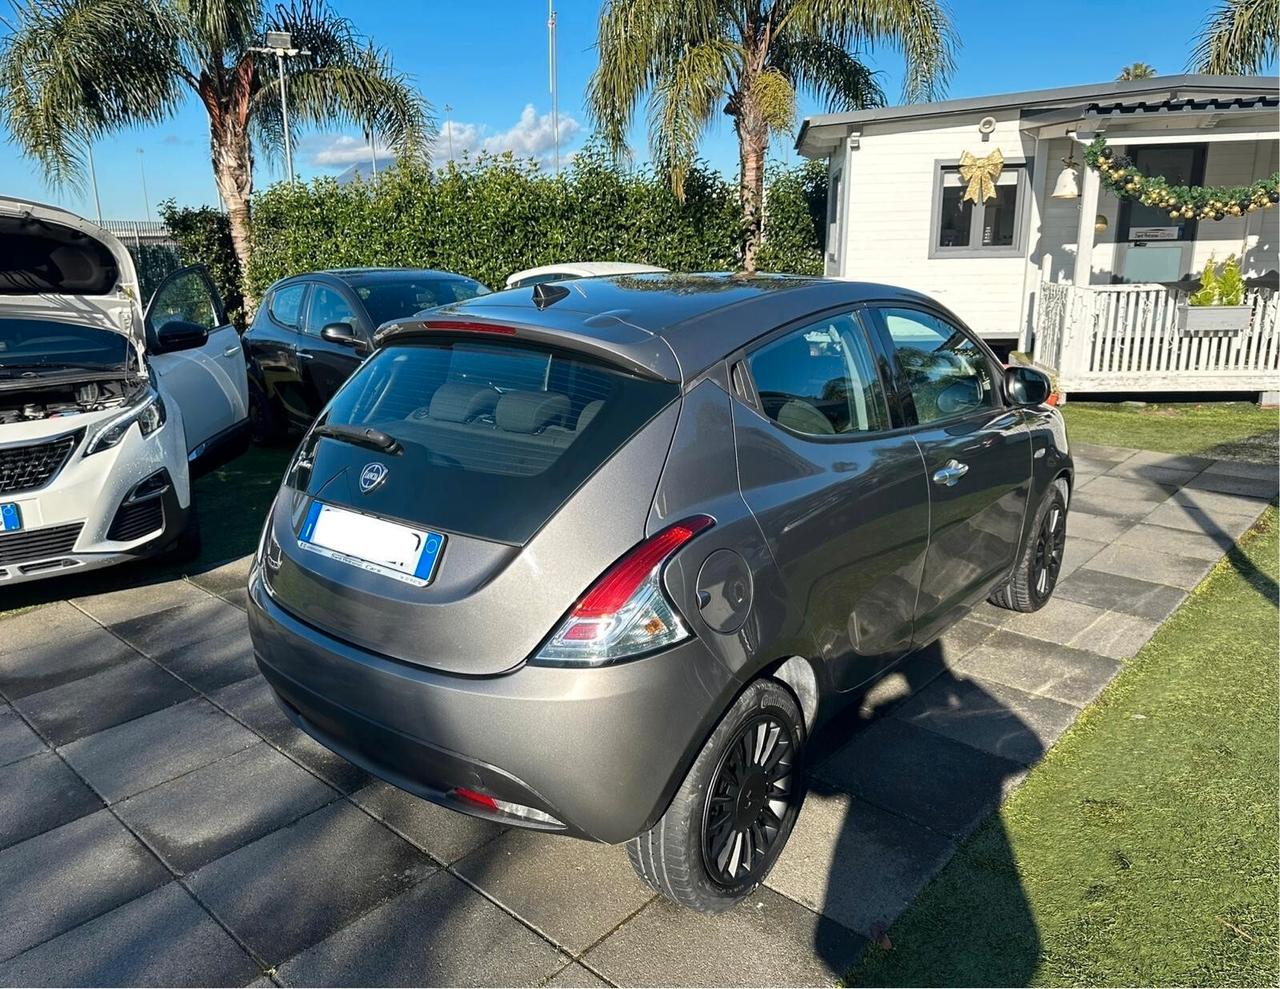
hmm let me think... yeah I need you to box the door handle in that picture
[222,345,241,358]
[297,351,315,361]
[932,459,970,487]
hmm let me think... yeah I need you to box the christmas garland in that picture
[1083,136,1280,222]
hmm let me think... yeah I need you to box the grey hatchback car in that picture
[247,273,1071,912]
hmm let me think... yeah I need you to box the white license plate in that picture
[298,502,445,586]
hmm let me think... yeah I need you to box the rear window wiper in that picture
[311,422,402,454]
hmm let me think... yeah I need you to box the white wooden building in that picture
[796,75,1279,395]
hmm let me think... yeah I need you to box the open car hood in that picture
[0,197,144,346]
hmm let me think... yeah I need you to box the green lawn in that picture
[847,507,1279,987]
[0,444,290,617]
[1063,401,1278,465]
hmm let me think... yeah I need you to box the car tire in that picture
[625,677,806,913]
[989,477,1069,612]
[248,379,286,445]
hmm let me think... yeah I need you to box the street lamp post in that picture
[251,30,311,186]
[136,148,151,221]
[444,104,454,161]
[547,1,559,174]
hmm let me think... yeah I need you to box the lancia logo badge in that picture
[359,462,388,493]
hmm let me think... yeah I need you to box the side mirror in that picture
[153,319,209,354]
[1005,365,1052,406]
[321,322,368,352]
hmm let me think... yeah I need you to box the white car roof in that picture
[505,262,667,287]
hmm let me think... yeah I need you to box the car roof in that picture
[506,262,667,284]
[275,268,483,289]
[383,271,946,383]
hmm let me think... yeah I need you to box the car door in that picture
[145,265,248,455]
[297,282,370,416]
[868,305,1031,645]
[257,280,311,430]
[732,309,931,692]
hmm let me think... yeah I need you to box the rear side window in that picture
[317,339,678,543]
[878,308,996,424]
[747,313,889,436]
[269,283,306,328]
[352,277,490,327]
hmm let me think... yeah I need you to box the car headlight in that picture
[85,390,167,456]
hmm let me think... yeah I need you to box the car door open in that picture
[145,265,248,471]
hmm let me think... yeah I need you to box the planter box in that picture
[1178,304,1252,335]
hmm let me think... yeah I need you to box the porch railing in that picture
[1033,281,1279,393]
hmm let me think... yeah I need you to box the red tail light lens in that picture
[533,515,714,666]
[420,319,518,336]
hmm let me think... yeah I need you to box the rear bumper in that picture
[247,573,737,843]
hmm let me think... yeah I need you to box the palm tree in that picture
[0,0,430,300]
[1190,0,1278,73]
[588,0,957,271]
[1117,62,1157,80]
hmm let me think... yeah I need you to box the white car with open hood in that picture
[0,198,249,585]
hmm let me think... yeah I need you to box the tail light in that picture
[532,515,714,667]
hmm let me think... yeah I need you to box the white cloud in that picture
[308,134,393,167]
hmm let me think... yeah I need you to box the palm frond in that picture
[1189,0,1277,73]
[0,0,187,187]
[775,0,957,102]
[770,33,885,111]
[647,38,737,198]
[174,0,263,69]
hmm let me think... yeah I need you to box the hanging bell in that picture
[1051,160,1080,199]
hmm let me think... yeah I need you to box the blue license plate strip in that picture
[0,503,21,532]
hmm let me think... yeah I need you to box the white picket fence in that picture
[1033,281,1280,393]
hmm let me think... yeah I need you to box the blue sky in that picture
[0,0,1266,220]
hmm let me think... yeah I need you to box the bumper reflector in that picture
[450,787,562,827]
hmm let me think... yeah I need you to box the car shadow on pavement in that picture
[806,641,1044,985]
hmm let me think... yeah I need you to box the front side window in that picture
[304,285,358,337]
[148,268,221,333]
[269,283,306,329]
[747,313,889,437]
[934,164,1026,254]
[879,308,996,424]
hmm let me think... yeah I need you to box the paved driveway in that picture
[0,445,1273,987]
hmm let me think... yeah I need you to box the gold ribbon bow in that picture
[959,149,1004,203]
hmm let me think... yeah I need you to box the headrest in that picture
[428,382,500,422]
[495,390,570,433]
[576,400,605,432]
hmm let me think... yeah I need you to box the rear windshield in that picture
[350,276,490,328]
[315,338,678,543]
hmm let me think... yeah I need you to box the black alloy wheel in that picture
[1032,498,1066,604]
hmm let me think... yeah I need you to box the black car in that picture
[248,273,1070,912]
[243,268,489,440]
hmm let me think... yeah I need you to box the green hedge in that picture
[158,201,247,327]
[163,150,827,315]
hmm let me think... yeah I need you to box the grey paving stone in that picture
[1054,569,1187,622]
[276,871,562,988]
[0,810,169,963]
[1059,536,1107,580]
[0,882,258,988]
[0,706,46,768]
[1084,543,1214,591]
[0,602,99,652]
[453,829,653,954]
[1115,522,1238,561]
[955,630,1121,707]
[545,962,611,988]
[351,780,504,865]
[1120,450,1215,472]
[1000,597,1108,647]
[1073,443,1138,463]
[188,556,253,598]
[220,587,251,612]
[1201,459,1278,481]
[116,742,338,874]
[72,579,210,625]
[586,880,860,987]
[109,598,247,659]
[61,698,259,803]
[0,627,136,701]
[1077,475,1178,505]
[585,885,864,988]
[188,800,434,965]
[1067,455,1112,477]
[814,717,1024,839]
[0,751,102,851]
[154,631,259,692]
[1182,471,1277,500]
[1143,500,1260,540]
[848,644,951,724]
[1104,461,1201,486]
[1067,611,1162,661]
[1066,511,1134,545]
[892,675,1079,766]
[14,658,193,746]
[1166,487,1272,521]
[209,677,370,793]
[767,790,956,938]
[1070,493,1155,522]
